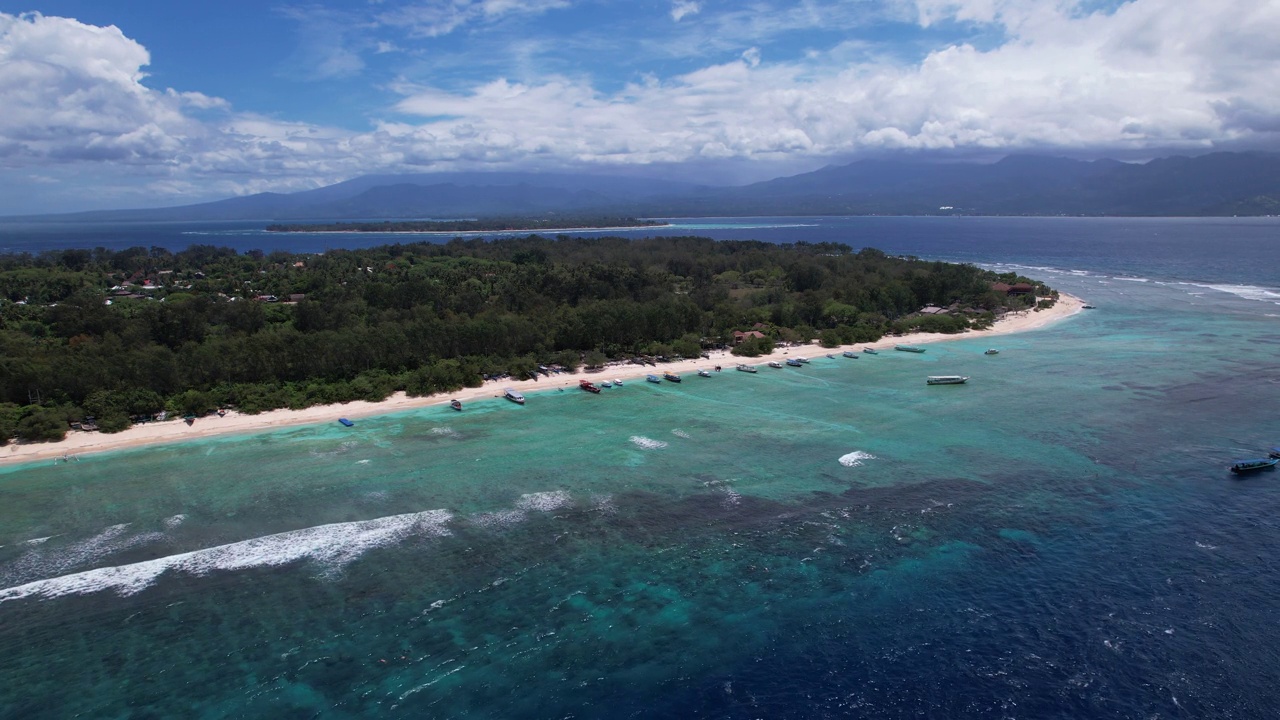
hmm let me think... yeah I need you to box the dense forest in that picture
[265,217,663,233]
[0,236,1052,443]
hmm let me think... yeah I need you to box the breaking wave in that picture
[630,436,668,450]
[839,451,877,467]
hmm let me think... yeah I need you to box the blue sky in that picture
[0,0,1277,213]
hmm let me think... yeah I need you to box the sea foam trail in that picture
[839,451,877,467]
[0,510,452,604]
[630,436,668,450]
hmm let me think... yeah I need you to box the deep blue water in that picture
[1,217,1279,718]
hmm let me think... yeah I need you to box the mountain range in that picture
[17,152,1280,221]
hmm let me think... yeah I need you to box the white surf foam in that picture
[469,510,528,528]
[516,491,572,512]
[23,537,52,545]
[164,515,187,529]
[630,436,668,450]
[671,429,692,439]
[0,510,452,604]
[1179,282,1280,305]
[430,427,458,436]
[839,451,877,467]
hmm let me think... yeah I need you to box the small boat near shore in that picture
[663,372,682,383]
[985,349,1000,355]
[450,399,462,411]
[504,388,525,404]
[768,361,783,368]
[614,379,623,386]
[338,418,355,427]
[580,379,601,393]
[736,364,758,373]
[786,358,803,367]
[647,374,661,383]
[926,375,969,385]
[842,351,859,358]
[795,356,810,363]
[896,345,926,353]
[697,369,711,377]
[601,380,612,388]
[1230,458,1278,474]
[1269,447,1280,459]
[863,348,878,355]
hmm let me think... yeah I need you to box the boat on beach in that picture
[647,374,662,383]
[579,380,601,393]
[926,375,969,385]
[1231,458,1278,474]
[842,351,858,358]
[504,388,525,404]
[450,399,462,411]
[736,364,758,373]
[863,348,878,355]
[896,345,926,353]
[663,372,682,383]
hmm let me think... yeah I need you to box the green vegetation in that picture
[265,217,662,233]
[0,236,1050,444]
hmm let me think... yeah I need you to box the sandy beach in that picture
[2,294,1083,467]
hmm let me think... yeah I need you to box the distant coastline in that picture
[265,218,666,233]
[0,295,1083,468]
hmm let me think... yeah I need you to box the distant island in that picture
[265,217,665,233]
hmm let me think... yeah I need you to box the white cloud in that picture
[671,1,701,22]
[375,0,571,38]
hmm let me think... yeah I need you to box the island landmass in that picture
[265,217,665,233]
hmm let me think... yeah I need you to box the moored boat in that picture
[842,351,858,358]
[1231,458,1278,474]
[450,399,463,411]
[795,356,810,363]
[985,349,999,355]
[697,369,711,377]
[863,348,878,355]
[767,361,783,368]
[614,379,623,386]
[663,372,682,383]
[646,374,662,383]
[736,364,758,373]
[601,381,612,388]
[1269,447,1280,459]
[504,388,525,404]
[1082,304,1097,309]
[896,345,926,353]
[926,375,969,385]
[338,418,355,427]
[786,358,803,367]
[579,379,601,393]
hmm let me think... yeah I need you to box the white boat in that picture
[697,369,711,377]
[614,379,623,385]
[504,388,526,404]
[647,374,662,383]
[985,349,999,355]
[768,361,783,368]
[601,381,613,388]
[795,356,811,363]
[926,376,969,385]
[736,364,758,373]
[842,351,858,358]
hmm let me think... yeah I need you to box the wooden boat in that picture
[767,361,783,368]
[646,374,662,383]
[1230,458,1278,474]
[338,418,355,427]
[926,375,969,385]
[895,345,926,353]
[786,358,803,367]
[863,348,878,355]
[663,372,682,383]
[736,364,757,373]
[504,388,525,404]
[985,349,1000,355]
[842,351,859,358]
[579,380,601,393]
[450,399,462,411]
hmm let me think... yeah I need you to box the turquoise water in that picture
[3,240,1280,716]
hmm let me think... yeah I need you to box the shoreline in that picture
[265,223,674,236]
[1,294,1083,467]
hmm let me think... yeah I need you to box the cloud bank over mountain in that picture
[2,1,1278,213]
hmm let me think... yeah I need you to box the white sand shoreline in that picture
[1,294,1084,467]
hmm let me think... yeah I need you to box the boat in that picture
[842,351,859,358]
[736,364,758,373]
[647,374,662,383]
[663,372,682,383]
[601,381,612,388]
[826,354,836,359]
[985,349,1000,355]
[1230,458,1278,474]
[926,375,969,385]
[614,379,623,386]
[795,356,810,363]
[504,388,525,404]
[1082,304,1097,309]
[697,369,711,377]
[786,358,803,367]
[338,418,355,427]
[895,345,926,353]
[450,399,462,411]
[1268,447,1280,459]
[863,348,878,355]
[579,380,601,393]
[767,361,783,368]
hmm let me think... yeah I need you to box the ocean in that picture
[1,217,1278,718]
